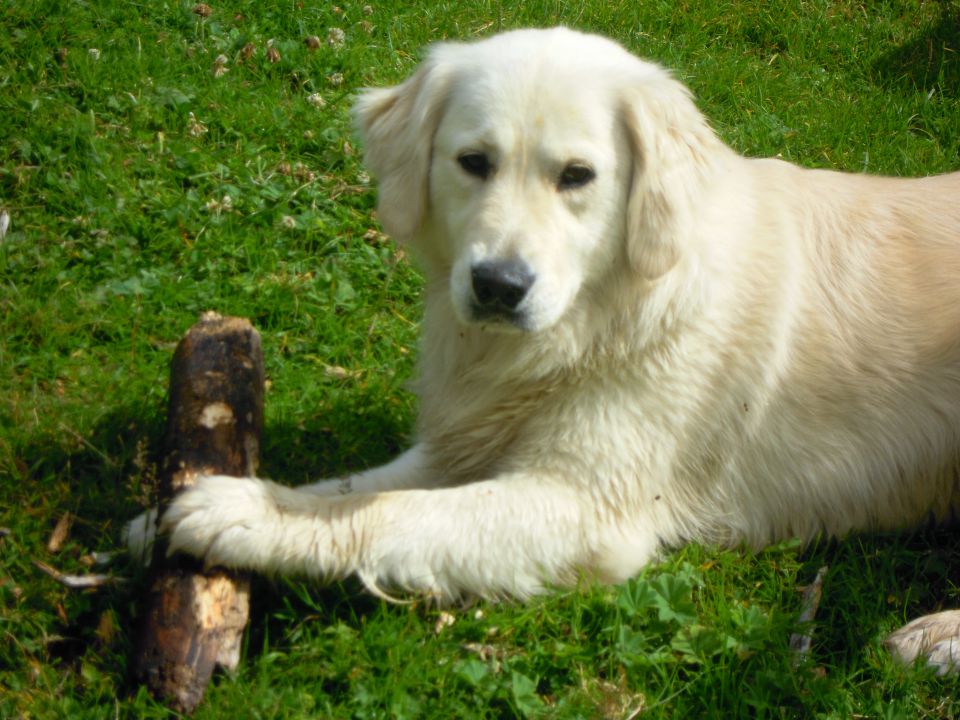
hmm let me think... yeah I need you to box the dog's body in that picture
[153,29,960,616]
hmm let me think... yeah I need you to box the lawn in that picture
[1,0,959,717]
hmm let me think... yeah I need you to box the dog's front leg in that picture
[300,444,442,496]
[123,445,436,561]
[161,472,604,601]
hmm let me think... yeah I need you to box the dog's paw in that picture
[161,475,280,570]
[885,610,960,675]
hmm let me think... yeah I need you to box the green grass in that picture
[1,0,958,717]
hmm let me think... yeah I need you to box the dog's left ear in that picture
[620,69,722,279]
[352,51,454,242]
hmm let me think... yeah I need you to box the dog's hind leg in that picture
[885,610,960,675]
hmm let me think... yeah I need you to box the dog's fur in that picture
[150,29,960,618]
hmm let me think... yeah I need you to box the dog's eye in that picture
[457,152,492,180]
[558,163,595,190]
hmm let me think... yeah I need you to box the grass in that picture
[1,0,958,717]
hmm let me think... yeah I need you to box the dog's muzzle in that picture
[470,259,535,326]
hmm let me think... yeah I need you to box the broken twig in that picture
[34,560,122,589]
[789,565,828,666]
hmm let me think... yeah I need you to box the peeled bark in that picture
[133,312,263,713]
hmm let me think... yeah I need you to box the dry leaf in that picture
[323,365,358,380]
[96,611,118,644]
[47,512,73,553]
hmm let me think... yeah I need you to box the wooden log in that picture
[133,312,264,714]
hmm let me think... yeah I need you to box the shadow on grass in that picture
[17,390,410,695]
[260,400,412,484]
[871,1,960,96]
[798,524,960,670]
[24,397,960,704]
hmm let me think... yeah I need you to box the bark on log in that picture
[133,312,263,714]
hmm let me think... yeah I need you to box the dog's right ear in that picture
[620,67,723,280]
[352,53,453,243]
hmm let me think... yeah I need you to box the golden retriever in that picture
[146,27,960,665]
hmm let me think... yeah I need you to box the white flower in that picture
[188,111,208,136]
[212,54,229,77]
[328,72,344,87]
[306,92,326,108]
[327,28,346,48]
[265,38,281,63]
[206,195,232,214]
[281,215,296,229]
[88,48,101,61]
[434,611,456,634]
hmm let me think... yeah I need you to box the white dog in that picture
[145,27,960,655]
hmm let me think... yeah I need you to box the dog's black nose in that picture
[471,260,535,311]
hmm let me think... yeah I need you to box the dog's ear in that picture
[352,52,453,242]
[620,69,721,279]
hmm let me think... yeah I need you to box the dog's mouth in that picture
[469,303,531,331]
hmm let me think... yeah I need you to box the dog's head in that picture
[354,28,721,333]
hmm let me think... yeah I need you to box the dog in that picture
[137,27,960,665]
